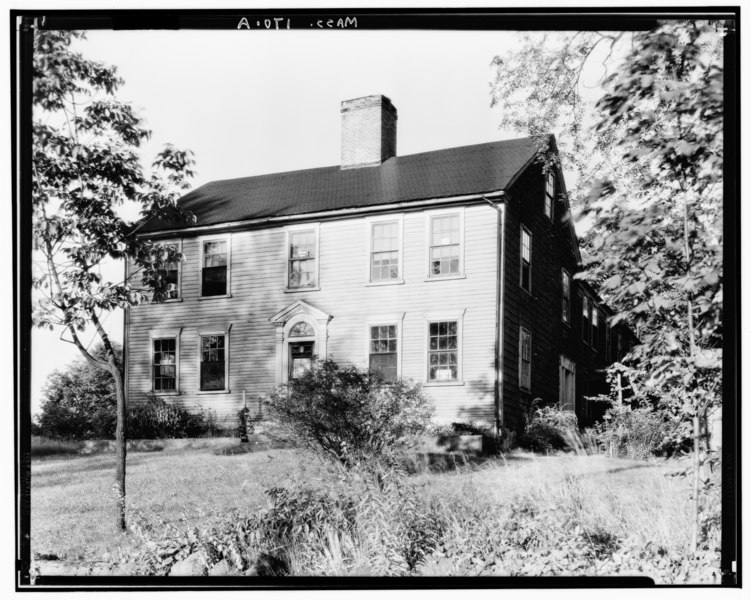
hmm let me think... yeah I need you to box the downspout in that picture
[123,258,129,408]
[482,195,505,438]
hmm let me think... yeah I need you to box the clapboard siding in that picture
[501,163,618,432]
[126,204,499,425]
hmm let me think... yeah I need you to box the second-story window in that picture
[429,214,460,277]
[520,226,532,293]
[545,171,555,220]
[288,230,317,289]
[582,295,591,344]
[201,239,228,297]
[562,269,571,323]
[592,308,600,351]
[371,221,400,282]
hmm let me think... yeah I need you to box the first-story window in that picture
[519,327,532,391]
[200,334,226,391]
[369,324,398,381]
[288,229,317,288]
[152,338,177,391]
[201,239,228,297]
[428,321,458,381]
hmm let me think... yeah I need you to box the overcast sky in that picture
[31,26,561,413]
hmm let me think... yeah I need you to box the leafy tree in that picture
[36,343,122,440]
[32,30,195,530]
[265,360,434,470]
[491,21,724,552]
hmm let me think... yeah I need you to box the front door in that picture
[289,340,314,380]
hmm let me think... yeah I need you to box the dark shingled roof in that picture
[140,137,541,233]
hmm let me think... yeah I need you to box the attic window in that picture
[545,171,555,220]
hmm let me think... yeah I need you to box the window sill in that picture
[284,286,321,293]
[365,279,404,287]
[423,380,465,387]
[151,298,183,304]
[198,294,233,301]
[197,389,231,395]
[424,274,466,282]
[150,391,181,396]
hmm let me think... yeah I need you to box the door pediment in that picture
[269,299,333,326]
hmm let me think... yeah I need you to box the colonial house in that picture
[125,94,631,436]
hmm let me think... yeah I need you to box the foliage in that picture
[30,436,82,457]
[265,360,434,469]
[491,20,724,550]
[427,422,488,437]
[35,343,121,440]
[519,400,579,453]
[127,397,216,439]
[32,29,196,529]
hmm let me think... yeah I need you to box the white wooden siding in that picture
[126,203,498,426]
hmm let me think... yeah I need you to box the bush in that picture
[592,402,688,459]
[34,344,121,440]
[519,400,579,453]
[127,397,214,439]
[427,422,488,436]
[265,360,433,468]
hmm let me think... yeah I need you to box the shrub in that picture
[34,344,121,440]
[519,400,579,453]
[127,397,213,439]
[265,360,433,468]
[30,436,82,457]
[592,402,687,459]
[427,422,488,436]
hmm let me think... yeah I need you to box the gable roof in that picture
[139,137,541,233]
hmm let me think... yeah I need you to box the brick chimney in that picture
[340,95,397,169]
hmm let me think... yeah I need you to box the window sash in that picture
[520,228,532,291]
[200,335,226,391]
[202,240,227,296]
[545,172,555,218]
[288,230,317,288]
[428,321,458,381]
[369,325,398,380]
[562,270,571,323]
[152,338,177,391]
[429,215,460,277]
[582,296,591,343]
[519,328,532,391]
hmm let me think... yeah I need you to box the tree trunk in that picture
[690,412,701,553]
[112,363,127,531]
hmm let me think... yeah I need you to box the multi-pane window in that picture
[545,171,555,219]
[152,338,177,391]
[562,269,571,323]
[371,221,399,282]
[428,321,458,381]
[582,295,591,344]
[605,321,612,362]
[520,227,532,292]
[429,214,460,277]
[200,334,226,391]
[165,258,179,299]
[202,240,228,296]
[519,327,532,391]
[369,325,398,381]
[288,230,317,288]
[592,309,600,351]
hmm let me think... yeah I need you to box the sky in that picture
[30,27,528,414]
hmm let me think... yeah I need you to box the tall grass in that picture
[31,436,82,457]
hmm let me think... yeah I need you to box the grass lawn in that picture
[31,443,695,568]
